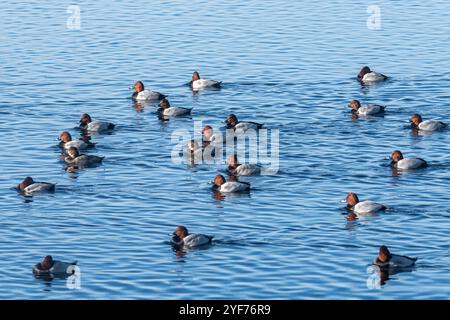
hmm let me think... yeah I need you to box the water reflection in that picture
[366,264,416,289]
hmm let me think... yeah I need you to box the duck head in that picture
[58,131,73,143]
[18,176,34,191]
[159,98,171,109]
[172,225,189,244]
[201,125,213,140]
[345,192,360,208]
[133,80,144,93]
[41,255,54,270]
[192,71,200,81]
[66,147,80,159]
[348,100,361,112]
[213,174,226,188]
[390,150,404,164]
[377,245,392,263]
[226,114,238,128]
[79,113,92,127]
[410,114,423,128]
[357,66,371,80]
[227,154,239,170]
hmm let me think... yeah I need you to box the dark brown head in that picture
[390,150,404,163]
[378,245,392,263]
[159,98,171,109]
[348,100,361,111]
[227,154,239,170]
[201,125,213,140]
[174,226,189,239]
[410,114,423,127]
[67,147,80,159]
[80,113,92,126]
[134,80,144,93]
[226,114,238,127]
[357,66,371,80]
[346,192,360,208]
[18,176,34,191]
[192,71,200,81]
[58,131,72,143]
[41,255,54,270]
[213,175,226,187]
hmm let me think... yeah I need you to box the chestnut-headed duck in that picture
[357,66,387,84]
[212,174,250,193]
[64,147,104,167]
[410,114,447,132]
[348,100,385,115]
[58,131,95,150]
[158,98,192,117]
[190,71,221,90]
[171,225,213,248]
[201,125,222,147]
[345,192,386,215]
[225,114,263,132]
[373,245,417,268]
[79,113,115,132]
[131,80,166,101]
[17,177,55,195]
[227,154,261,176]
[390,150,427,170]
[32,255,78,276]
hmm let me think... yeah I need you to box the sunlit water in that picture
[0,0,449,299]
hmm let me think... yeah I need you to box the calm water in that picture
[1,0,450,299]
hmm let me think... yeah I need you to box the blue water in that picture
[1,0,450,299]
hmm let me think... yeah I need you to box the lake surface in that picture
[0,0,449,299]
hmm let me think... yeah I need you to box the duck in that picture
[345,192,386,215]
[390,150,427,170]
[357,66,388,84]
[158,98,192,117]
[32,255,78,276]
[373,245,417,268]
[190,71,221,90]
[227,154,261,176]
[225,114,263,132]
[64,147,104,167]
[410,114,447,132]
[17,177,55,195]
[348,100,385,115]
[131,80,166,101]
[79,113,115,132]
[171,226,213,248]
[58,131,95,150]
[212,174,250,193]
[201,125,223,147]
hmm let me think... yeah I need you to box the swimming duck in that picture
[373,245,417,268]
[64,147,104,167]
[158,98,192,117]
[348,100,385,115]
[201,125,223,146]
[227,154,261,176]
[79,113,115,132]
[390,150,427,170]
[357,66,388,84]
[58,131,95,150]
[225,114,263,132]
[17,177,55,195]
[32,255,78,276]
[171,226,213,248]
[345,192,386,215]
[410,114,447,132]
[213,174,250,193]
[131,80,166,101]
[190,71,222,90]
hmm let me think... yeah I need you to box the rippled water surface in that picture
[1,0,450,299]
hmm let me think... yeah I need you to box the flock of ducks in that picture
[25,68,446,278]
